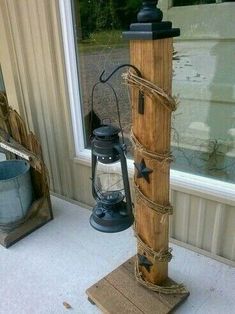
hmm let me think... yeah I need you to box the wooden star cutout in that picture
[134,159,153,183]
[137,254,153,272]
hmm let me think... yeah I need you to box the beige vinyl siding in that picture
[0,0,74,196]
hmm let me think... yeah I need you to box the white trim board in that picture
[58,0,84,156]
[170,170,235,206]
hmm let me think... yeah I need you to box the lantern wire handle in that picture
[90,81,125,144]
[99,64,145,114]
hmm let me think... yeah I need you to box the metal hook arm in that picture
[99,64,145,114]
[99,63,142,82]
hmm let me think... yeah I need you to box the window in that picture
[70,0,235,184]
[72,0,138,155]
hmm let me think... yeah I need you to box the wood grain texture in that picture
[86,257,189,314]
[87,280,143,314]
[130,39,173,284]
[0,197,52,248]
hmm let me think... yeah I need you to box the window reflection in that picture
[72,1,235,183]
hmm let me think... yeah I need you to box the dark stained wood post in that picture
[123,0,180,285]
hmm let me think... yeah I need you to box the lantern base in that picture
[90,202,134,233]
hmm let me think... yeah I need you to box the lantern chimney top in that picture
[93,125,120,138]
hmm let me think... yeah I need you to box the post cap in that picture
[122,0,180,40]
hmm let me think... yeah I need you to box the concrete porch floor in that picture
[0,196,234,314]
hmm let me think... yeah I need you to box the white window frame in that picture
[59,0,235,206]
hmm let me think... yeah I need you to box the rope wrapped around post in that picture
[123,70,178,112]
[135,263,187,295]
[135,184,173,215]
[131,129,174,163]
[124,70,187,294]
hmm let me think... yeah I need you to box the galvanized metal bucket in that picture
[0,160,33,225]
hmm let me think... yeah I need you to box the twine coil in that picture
[135,184,173,215]
[123,70,177,112]
[134,229,187,294]
[135,260,187,295]
[131,129,173,163]
[135,229,172,262]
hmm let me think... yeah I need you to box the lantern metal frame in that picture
[90,125,134,233]
[89,64,144,233]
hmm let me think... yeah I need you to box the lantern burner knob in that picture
[95,208,105,218]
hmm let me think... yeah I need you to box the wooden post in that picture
[131,39,172,284]
[123,1,179,286]
[86,3,189,312]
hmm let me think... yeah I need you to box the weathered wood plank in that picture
[0,93,53,248]
[122,257,189,309]
[86,257,189,314]
[86,278,143,314]
[106,265,169,313]
[0,197,52,248]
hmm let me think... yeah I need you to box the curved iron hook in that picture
[90,81,125,144]
[99,64,142,82]
[99,64,145,114]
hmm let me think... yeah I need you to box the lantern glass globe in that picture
[94,162,125,204]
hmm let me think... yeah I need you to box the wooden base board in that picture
[0,197,53,248]
[86,256,189,314]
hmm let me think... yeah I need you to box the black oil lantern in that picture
[89,64,143,233]
[90,124,134,233]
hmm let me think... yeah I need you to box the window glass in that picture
[72,0,136,154]
[72,0,235,184]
